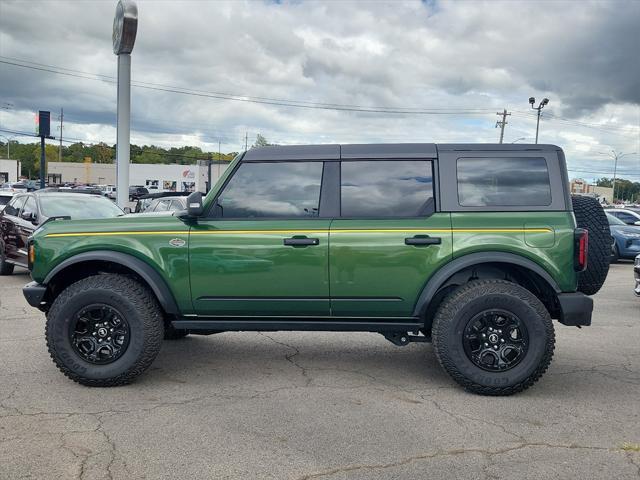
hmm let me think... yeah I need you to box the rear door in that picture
[190,159,333,317]
[329,158,453,318]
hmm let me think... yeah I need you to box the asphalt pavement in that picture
[1,263,638,479]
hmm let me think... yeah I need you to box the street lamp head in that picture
[529,97,535,105]
[541,98,549,106]
[113,0,138,55]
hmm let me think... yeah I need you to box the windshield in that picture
[40,195,123,219]
[606,213,626,226]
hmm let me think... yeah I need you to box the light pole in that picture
[599,150,637,202]
[529,97,549,144]
[0,134,14,159]
[112,0,138,207]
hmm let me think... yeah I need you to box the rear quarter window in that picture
[457,157,552,207]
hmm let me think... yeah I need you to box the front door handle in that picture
[284,237,319,247]
[405,235,441,246]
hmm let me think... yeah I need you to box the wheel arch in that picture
[43,251,180,315]
[414,252,561,329]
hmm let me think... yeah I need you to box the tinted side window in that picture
[216,162,323,218]
[22,196,38,216]
[340,160,434,217]
[4,196,26,216]
[457,157,551,207]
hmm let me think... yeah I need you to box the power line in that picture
[0,57,498,116]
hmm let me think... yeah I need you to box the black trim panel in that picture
[43,251,180,314]
[557,292,593,326]
[173,319,422,332]
[197,296,403,302]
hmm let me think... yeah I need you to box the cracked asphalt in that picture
[1,263,639,480]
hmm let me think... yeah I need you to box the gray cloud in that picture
[0,0,638,180]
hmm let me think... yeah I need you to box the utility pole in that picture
[58,108,63,162]
[218,140,221,180]
[529,97,549,144]
[495,109,511,144]
[244,132,248,151]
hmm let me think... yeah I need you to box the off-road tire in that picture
[46,274,164,386]
[571,195,611,295]
[0,249,14,275]
[432,280,555,396]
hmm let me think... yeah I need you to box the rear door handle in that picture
[405,235,441,246]
[284,237,319,247]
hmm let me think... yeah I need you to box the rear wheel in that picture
[46,274,164,386]
[0,249,14,275]
[432,280,555,396]
[571,195,611,294]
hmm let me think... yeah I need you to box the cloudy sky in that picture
[0,0,638,181]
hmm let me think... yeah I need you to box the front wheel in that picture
[46,274,164,386]
[432,280,555,396]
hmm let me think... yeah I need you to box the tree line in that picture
[0,141,238,179]
[595,177,640,203]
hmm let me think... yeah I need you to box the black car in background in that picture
[0,191,123,274]
[129,186,149,201]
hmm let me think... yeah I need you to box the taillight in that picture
[28,241,35,270]
[574,228,588,271]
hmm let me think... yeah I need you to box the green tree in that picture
[252,134,273,148]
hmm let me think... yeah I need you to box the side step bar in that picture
[172,319,423,333]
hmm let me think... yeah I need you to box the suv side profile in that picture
[22,144,609,395]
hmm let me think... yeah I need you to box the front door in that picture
[190,160,331,316]
[330,159,453,318]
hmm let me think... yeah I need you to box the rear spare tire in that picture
[571,195,610,295]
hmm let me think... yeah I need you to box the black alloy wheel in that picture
[462,309,529,372]
[70,304,130,364]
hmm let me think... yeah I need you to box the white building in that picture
[0,159,22,183]
[46,161,229,193]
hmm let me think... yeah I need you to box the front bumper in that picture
[634,255,640,297]
[557,292,593,326]
[23,281,47,309]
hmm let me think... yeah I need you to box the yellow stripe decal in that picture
[45,227,552,238]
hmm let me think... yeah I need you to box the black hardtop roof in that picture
[242,143,561,161]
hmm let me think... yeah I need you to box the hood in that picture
[610,224,640,236]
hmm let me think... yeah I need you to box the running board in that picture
[172,318,423,333]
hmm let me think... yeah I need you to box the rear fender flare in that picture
[412,252,561,317]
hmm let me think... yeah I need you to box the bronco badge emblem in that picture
[169,238,186,247]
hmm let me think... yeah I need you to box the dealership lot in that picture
[1,264,638,480]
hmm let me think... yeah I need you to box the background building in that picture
[569,179,613,204]
[46,161,229,192]
[0,159,22,183]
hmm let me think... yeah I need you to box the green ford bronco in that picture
[21,144,611,395]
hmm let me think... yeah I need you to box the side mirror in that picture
[123,207,131,214]
[178,191,204,219]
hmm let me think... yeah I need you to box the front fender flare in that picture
[44,251,180,315]
[412,252,561,317]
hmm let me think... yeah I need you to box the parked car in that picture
[23,143,611,395]
[607,208,640,226]
[0,191,14,212]
[1,182,28,193]
[130,192,189,213]
[98,185,117,197]
[135,194,188,215]
[0,191,123,274]
[607,213,640,262]
[634,254,639,296]
[129,186,149,201]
